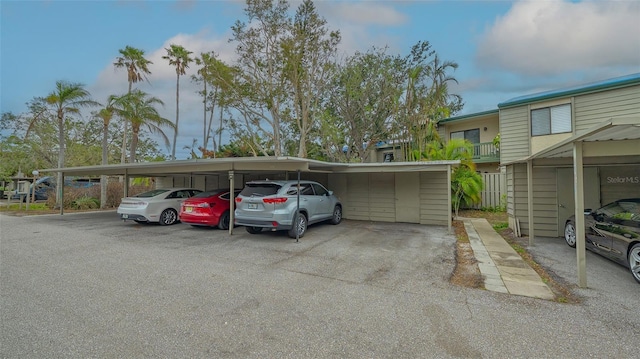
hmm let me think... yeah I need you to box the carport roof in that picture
[502,117,640,165]
[42,156,460,177]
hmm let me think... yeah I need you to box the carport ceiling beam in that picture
[233,162,308,172]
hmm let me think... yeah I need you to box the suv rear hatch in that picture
[236,182,283,218]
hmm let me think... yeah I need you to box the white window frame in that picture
[531,103,572,136]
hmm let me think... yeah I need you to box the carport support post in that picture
[123,170,129,198]
[527,160,534,246]
[58,172,64,215]
[574,141,587,288]
[229,170,235,235]
[296,170,300,243]
[447,164,452,233]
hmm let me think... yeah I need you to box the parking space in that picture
[524,236,639,299]
[1,212,637,358]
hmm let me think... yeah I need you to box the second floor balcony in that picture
[471,142,500,163]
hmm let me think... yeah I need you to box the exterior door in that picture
[395,172,420,223]
[557,167,600,236]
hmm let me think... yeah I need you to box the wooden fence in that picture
[468,172,506,209]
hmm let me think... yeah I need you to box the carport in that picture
[504,117,640,287]
[42,157,459,233]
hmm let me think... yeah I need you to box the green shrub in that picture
[73,196,100,210]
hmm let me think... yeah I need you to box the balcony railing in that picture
[472,142,500,163]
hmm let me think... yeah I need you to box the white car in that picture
[117,188,202,225]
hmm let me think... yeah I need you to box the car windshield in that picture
[134,189,171,198]
[240,183,281,197]
[598,200,640,222]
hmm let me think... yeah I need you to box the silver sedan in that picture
[117,188,202,225]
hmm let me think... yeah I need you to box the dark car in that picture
[564,198,640,283]
[11,176,55,202]
[179,189,241,230]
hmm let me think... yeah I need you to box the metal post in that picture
[527,160,535,246]
[229,170,235,235]
[59,172,64,215]
[296,170,300,243]
[574,141,587,288]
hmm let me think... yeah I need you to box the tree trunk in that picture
[56,109,64,209]
[171,73,180,160]
[130,125,140,163]
[101,119,108,209]
[202,81,207,153]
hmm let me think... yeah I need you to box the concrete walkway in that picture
[461,217,555,300]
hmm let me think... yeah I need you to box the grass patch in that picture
[0,203,50,211]
[492,222,508,231]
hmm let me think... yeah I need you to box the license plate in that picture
[121,214,129,219]
[185,206,193,213]
[248,203,258,209]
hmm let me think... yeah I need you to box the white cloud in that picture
[320,1,409,26]
[476,0,640,76]
[316,1,408,56]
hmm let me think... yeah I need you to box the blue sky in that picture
[2,0,639,159]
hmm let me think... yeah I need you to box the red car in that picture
[179,189,240,229]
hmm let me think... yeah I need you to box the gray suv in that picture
[234,180,342,238]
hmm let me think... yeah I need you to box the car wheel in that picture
[330,205,342,225]
[159,209,178,225]
[629,243,640,284]
[218,211,230,230]
[246,226,263,234]
[564,221,577,248]
[288,213,307,239]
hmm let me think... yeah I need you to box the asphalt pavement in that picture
[1,211,637,358]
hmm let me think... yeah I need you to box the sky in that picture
[2,0,639,160]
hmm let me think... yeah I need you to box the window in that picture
[312,183,328,196]
[451,128,480,144]
[531,104,571,136]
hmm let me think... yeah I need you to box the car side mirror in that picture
[584,209,592,215]
[328,190,334,196]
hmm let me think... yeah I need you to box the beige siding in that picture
[192,176,206,190]
[327,174,348,210]
[508,165,559,237]
[369,173,396,222]
[574,85,640,131]
[444,118,500,144]
[345,173,370,221]
[419,172,449,225]
[506,165,515,217]
[599,165,640,204]
[155,177,173,188]
[530,168,559,237]
[499,107,530,162]
[301,173,329,186]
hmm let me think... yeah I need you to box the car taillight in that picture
[263,197,288,204]
[235,198,242,203]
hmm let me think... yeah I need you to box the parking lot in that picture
[1,211,637,358]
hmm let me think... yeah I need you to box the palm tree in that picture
[112,90,174,163]
[94,95,121,208]
[163,44,193,160]
[113,46,153,163]
[26,81,97,208]
[419,138,483,217]
[193,51,217,154]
